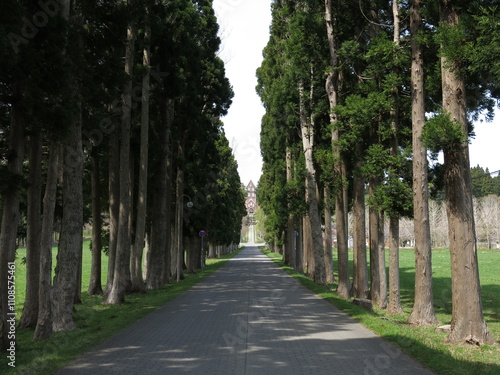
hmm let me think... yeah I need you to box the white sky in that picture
[469,114,500,174]
[213,0,500,186]
[213,0,271,186]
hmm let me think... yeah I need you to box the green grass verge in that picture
[1,242,242,375]
[261,247,500,375]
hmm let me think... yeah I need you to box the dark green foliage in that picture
[433,1,499,118]
[184,128,246,245]
[1,0,242,273]
[462,2,500,100]
[422,111,468,154]
[470,165,500,198]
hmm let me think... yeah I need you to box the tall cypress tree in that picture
[438,0,492,345]
[0,0,25,342]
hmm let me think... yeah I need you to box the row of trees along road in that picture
[256,0,499,345]
[0,0,247,349]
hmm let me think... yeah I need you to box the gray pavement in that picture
[56,245,435,375]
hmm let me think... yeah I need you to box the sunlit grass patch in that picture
[261,246,500,375]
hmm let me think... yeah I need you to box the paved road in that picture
[56,246,435,375]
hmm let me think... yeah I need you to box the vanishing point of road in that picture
[56,245,435,375]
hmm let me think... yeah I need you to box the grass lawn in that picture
[1,242,242,375]
[261,247,500,375]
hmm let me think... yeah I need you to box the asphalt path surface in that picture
[56,245,435,375]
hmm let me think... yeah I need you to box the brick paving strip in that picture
[56,245,435,375]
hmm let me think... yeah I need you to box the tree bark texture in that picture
[208,242,216,259]
[352,144,369,299]
[52,106,84,332]
[325,0,350,297]
[324,186,334,283]
[440,0,492,345]
[34,142,60,340]
[296,218,304,274]
[387,214,404,314]
[0,92,25,350]
[284,145,293,267]
[131,8,151,294]
[408,0,438,326]
[369,187,381,307]
[106,16,136,304]
[88,151,103,295]
[146,120,169,288]
[146,98,172,289]
[378,210,387,309]
[162,100,174,285]
[105,134,119,294]
[170,218,178,277]
[175,137,186,282]
[186,236,199,273]
[20,132,42,328]
[299,80,326,285]
[300,215,313,277]
[334,158,350,299]
[302,215,313,277]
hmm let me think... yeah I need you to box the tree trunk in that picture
[170,218,177,275]
[284,145,293,267]
[146,98,171,289]
[378,211,387,308]
[366,0,386,309]
[20,131,42,328]
[128,148,135,283]
[369,203,387,309]
[162,99,174,285]
[324,186,334,283]
[352,144,369,299]
[208,242,216,258]
[440,0,492,346]
[88,151,103,295]
[384,0,400,314]
[387,214,403,314]
[186,236,198,273]
[302,215,313,276]
[106,13,136,304]
[147,196,166,289]
[334,159,350,299]
[369,185,381,306]
[299,79,325,285]
[287,214,297,270]
[52,105,84,332]
[335,185,350,299]
[285,218,294,267]
[296,218,304,274]
[131,7,151,294]
[0,91,25,350]
[175,137,186,282]
[325,0,350,297]
[52,0,84,327]
[408,0,438,326]
[105,134,119,294]
[34,142,60,339]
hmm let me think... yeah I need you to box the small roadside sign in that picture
[199,230,206,237]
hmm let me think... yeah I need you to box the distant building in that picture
[245,180,258,215]
[244,181,258,242]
